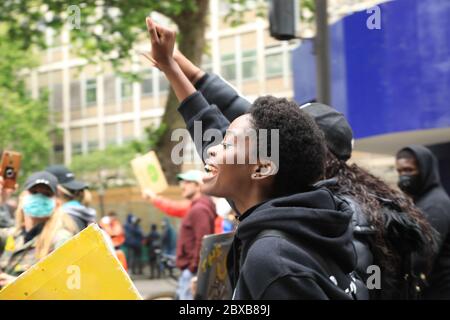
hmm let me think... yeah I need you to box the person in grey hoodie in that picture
[45,165,96,232]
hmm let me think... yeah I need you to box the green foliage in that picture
[70,142,138,175]
[300,0,315,25]
[0,34,52,184]
[224,0,267,27]
[70,122,166,186]
[0,0,201,75]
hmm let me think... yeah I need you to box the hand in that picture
[190,276,198,297]
[145,17,177,71]
[0,176,4,204]
[142,188,157,201]
[0,272,17,288]
[0,176,18,205]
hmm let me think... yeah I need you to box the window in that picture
[50,84,63,112]
[53,145,64,163]
[87,141,99,153]
[72,143,82,156]
[201,55,213,74]
[221,53,236,82]
[70,82,81,109]
[265,52,283,78]
[85,79,97,106]
[104,76,116,105]
[242,50,257,80]
[121,79,133,100]
[122,121,134,142]
[105,124,117,146]
[159,74,169,93]
[141,70,153,96]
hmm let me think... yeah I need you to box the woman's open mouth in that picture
[203,163,219,183]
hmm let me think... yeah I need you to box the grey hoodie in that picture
[62,200,97,231]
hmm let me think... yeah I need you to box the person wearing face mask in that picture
[45,165,96,232]
[0,171,78,288]
[396,145,450,299]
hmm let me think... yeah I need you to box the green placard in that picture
[147,164,159,183]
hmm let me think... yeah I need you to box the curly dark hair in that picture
[324,149,437,275]
[249,96,326,197]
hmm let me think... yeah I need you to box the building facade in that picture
[27,0,298,169]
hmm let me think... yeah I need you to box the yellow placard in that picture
[0,224,142,300]
[131,151,168,194]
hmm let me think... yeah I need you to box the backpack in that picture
[344,194,426,299]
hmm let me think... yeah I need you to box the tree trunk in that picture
[156,0,209,184]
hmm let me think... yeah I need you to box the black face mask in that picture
[398,174,421,196]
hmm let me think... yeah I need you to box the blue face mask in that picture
[23,194,56,218]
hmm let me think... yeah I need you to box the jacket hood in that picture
[63,201,96,224]
[236,188,356,273]
[400,145,441,195]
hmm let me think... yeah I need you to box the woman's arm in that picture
[174,50,251,122]
[144,17,230,162]
[142,189,190,218]
[145,18,195,103]
[173,50,205,86]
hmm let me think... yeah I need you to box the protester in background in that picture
[99,211,127,271]
[145,18,365,300]
[161,44,436,299]
[0,176,16,229]
[214,197,235,233]
[142,189,190,218]
[304,105,437,299]
[0,171,77,288]
[45,165,96,232]
[160,217,176,256]
[145,224,161,279]
[144,168,216,299]
[142,189,226,234]
[124,213,144,275]
[396,145,450,299]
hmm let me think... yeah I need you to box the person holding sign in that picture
[144,170,216,300]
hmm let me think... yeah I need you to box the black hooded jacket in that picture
[227,188,360,300]
[400,145,450,299]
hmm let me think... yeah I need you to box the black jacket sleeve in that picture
[177,73,251,161]
[177,91,230,161]
[194,73,251,122]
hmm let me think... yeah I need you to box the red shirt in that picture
[175,195,216,273]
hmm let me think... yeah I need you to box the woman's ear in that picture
[251,161,278,180]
